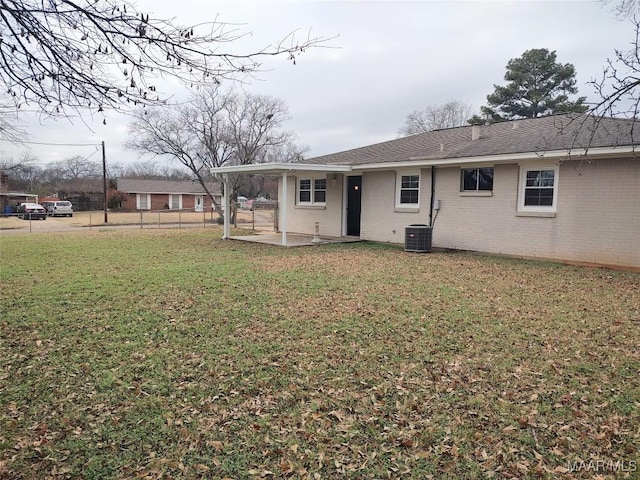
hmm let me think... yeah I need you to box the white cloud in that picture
[1,0,635,167]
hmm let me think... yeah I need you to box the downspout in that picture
[429,166,435,227]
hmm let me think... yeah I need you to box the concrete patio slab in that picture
[230,233,361,247]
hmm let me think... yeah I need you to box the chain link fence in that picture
[0,205,279,233]
[231,203,278,233]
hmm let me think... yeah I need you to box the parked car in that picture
[42,200,73,217]
[250,197,276,210]
[17,203,47,220]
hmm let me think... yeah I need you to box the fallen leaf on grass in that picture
[207,440,224,451]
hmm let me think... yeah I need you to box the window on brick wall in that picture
[314,179,326,203]
[169,194,181,209]
[396,171,420,208]
[297,176,327,205]
[137,193,150,210]
[518,164,559,213]
[461,167,494,191]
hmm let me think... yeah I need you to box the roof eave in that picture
[209,146,637,175]
[210,163,353,175]
[354,145,638,170]
[128,191,220,195]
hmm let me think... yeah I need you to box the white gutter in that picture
[127,191,221,196]
[210,146,637,176]
[211,163,352,174]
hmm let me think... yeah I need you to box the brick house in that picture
[117,179,222,212]
[211,114,639,269]
[0,170,39,213]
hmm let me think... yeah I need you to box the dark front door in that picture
[346,175,362,236]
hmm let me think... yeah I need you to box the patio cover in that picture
[210,163,352,246]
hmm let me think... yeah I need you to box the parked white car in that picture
[237,196,250,209]
[42,200,73,217]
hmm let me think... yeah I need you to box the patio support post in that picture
[281,171,288,246]
[222,174,231,239]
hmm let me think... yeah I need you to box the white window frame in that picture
[395,170,420,208]
[169,194,182,210]
[517,163,559,213]
[297,175,327,206]
[313,178,327,204]
[136,193,151,210]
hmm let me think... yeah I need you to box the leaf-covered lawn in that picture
[1,229,638,479]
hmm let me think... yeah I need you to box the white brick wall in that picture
[279,158,639,268]
[429,159,639,267]
[360,169,433,243]
[281,174,344,238]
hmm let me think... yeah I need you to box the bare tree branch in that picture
[0,150,41,191]
[52,155,101,179]
[126,86,304,208]
[398,101,473,136]
[553,15,640,160]
[0,0,331,118]
[598,0,640,19]
[588,17,640,123]
[0,100,26,141]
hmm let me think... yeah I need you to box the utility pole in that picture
[102,141,108,223]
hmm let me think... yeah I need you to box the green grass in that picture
[1,229,638,479]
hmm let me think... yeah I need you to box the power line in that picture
[0,139,100,147]
[84,148,101,161]
[1,144,102,167]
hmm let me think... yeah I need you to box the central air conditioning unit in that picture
[405,224,432,253]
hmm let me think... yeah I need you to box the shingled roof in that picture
[117,179,221,195]
[301,115,638,166]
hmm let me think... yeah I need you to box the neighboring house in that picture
[0,192,39,214]
[0,170,38,213]
[211,115,639,269]
[117,179,222,212]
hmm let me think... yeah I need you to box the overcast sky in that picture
[0,0,635,172]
